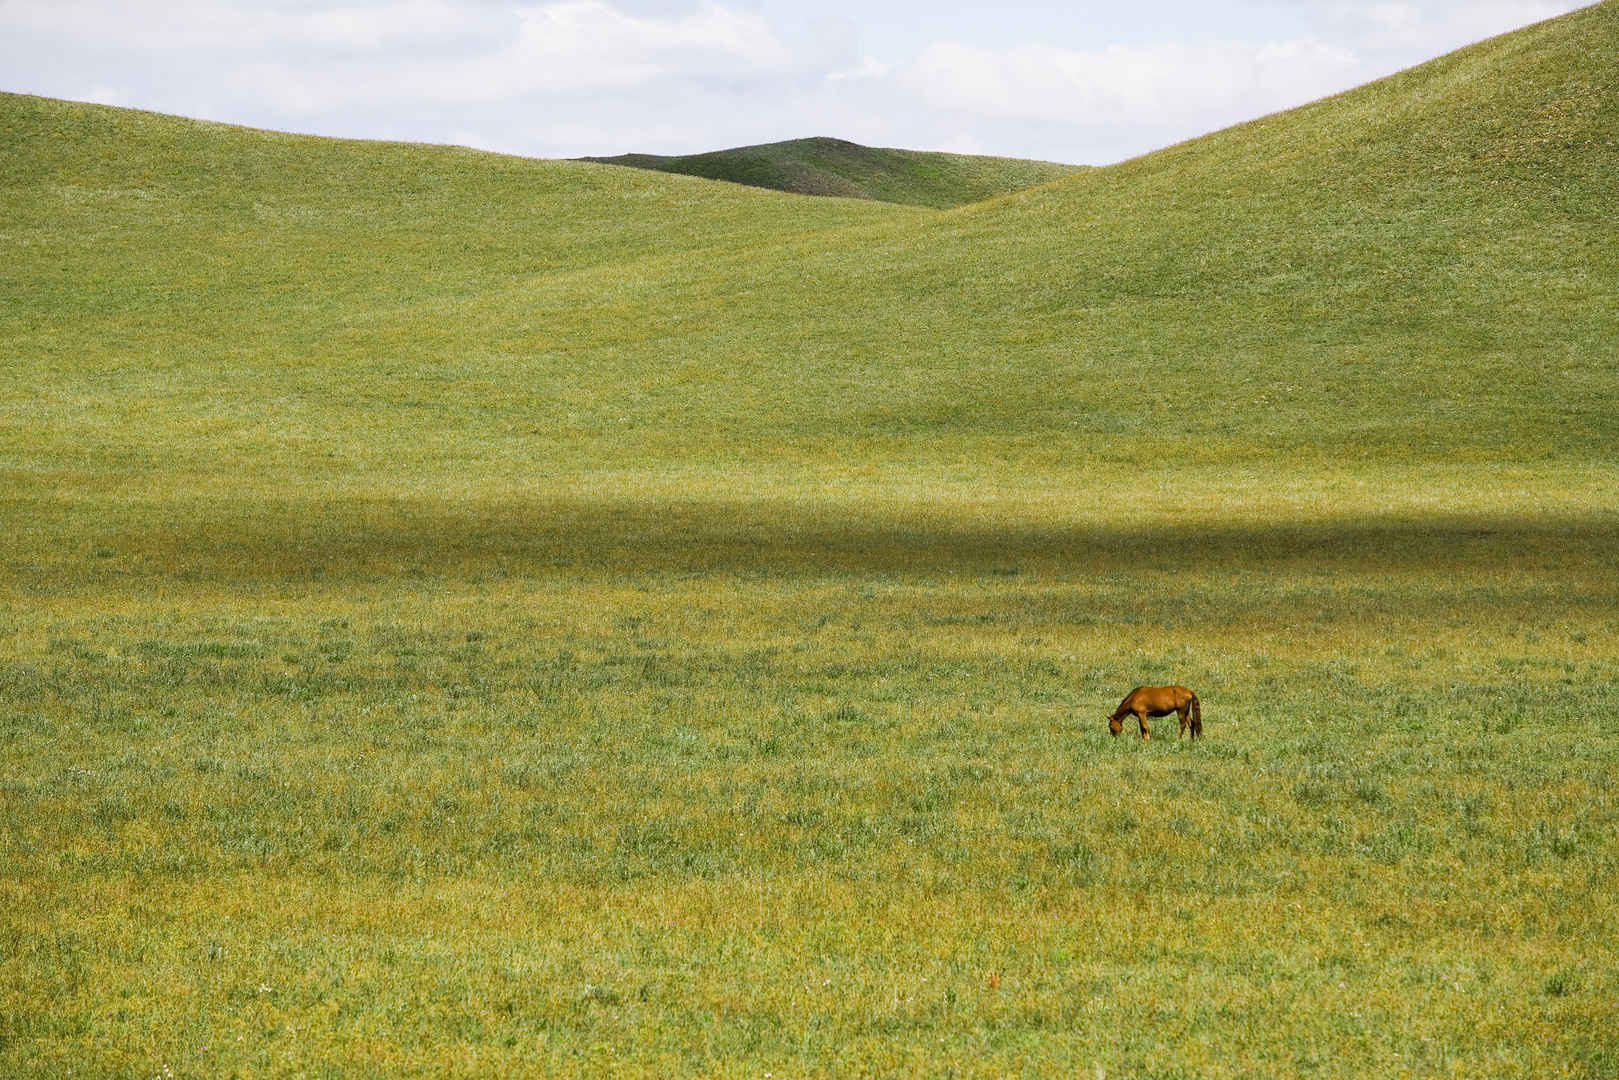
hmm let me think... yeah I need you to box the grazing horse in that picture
[1108,685,1202,739]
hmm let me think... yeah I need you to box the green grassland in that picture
[3,3,1618,1077]
[580,136,1085,208]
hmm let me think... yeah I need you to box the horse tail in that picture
[1190,692,1203,738]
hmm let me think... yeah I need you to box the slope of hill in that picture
[2,3,1615,499]
[549,1,1617,473]
[0,93,916,344]
[580,136,1085,208]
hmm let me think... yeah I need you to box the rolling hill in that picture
[580,135,1085,208]
[0,3,1614,521]
[4,6,1619,1077]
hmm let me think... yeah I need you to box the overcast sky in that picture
[0,0,1589,165]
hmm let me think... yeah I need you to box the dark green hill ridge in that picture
[580,136,1085,208]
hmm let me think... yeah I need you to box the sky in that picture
[0,0,1591,165]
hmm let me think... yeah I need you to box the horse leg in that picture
[1177,704,1190,738]
[1135,708,1151,740]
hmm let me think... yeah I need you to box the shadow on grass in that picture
[13,493,1616,587]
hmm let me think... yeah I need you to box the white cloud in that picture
[230,4,775,113]
[297,1,506,51]
[0,0,508,51]
[498,1,800,91]
[897,37,1366,157]
[1296,1,1582,50]
[826,55,890,83]
[1,0,807,84]
[0,0,1592,163]
[1,0,828,123]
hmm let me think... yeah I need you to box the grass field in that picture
[3,3,1618,1077]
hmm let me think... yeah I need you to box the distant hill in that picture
[579,136,1085,208]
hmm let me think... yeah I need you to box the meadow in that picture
[6,478,1617,1078]
[3,3,1618,1076]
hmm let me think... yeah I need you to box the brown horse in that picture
[1108,685,1202,739]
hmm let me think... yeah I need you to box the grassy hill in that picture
[5,4,1613,504]
[569,6,1617,476]
[3,4,1618,1077]
[580,135,1085,208]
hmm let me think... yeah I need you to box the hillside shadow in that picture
[31,493,1618,588]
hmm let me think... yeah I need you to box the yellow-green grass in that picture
[7,471,1617,1077]
[6,500,1618,1078]
[581,136,1086,208]
[4,3,1619,1077]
